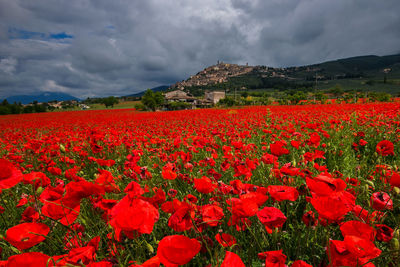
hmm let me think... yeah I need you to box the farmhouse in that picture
[205,91,225,104]
[164,90,196,102]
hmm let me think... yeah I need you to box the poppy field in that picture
[1,102,400,266]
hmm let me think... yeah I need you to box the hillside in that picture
[5,92,80,104]
[126,85,169,97]
[171,54,400,96]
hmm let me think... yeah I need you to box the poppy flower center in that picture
[327,183,336,190]
[377,193,385,201]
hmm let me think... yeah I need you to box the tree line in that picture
[0,100,47,115]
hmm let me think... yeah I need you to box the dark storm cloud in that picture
[0,0,399,99]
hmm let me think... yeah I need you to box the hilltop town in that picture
[170,61,255,89]
[167,54,400,97]
[169,61,325,92]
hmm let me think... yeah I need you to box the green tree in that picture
[218,97,237,107]
[330,84,344,98]
[314,91,327,104]
[102,96,119,108]
[288,90,307,104]
[0,106,10,115]
[141,89,164,111]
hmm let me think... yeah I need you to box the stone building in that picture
[164,90,196,102]
[205,91,225,104]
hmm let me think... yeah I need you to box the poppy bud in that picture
[36,186,44,195]
[394,229,400,240]
[365,180,374,188]
[59,144,66,152]
[363,184,370,194]
[393,187,400,196]
[391,238,399,251]
[146,241,154,254]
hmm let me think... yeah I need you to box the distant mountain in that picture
[171,54,400,96]
[5,92,80,104]
[126,85,169,97]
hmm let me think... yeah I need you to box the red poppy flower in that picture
[258,250,286,267]
[130,255,160,267]
[340,220,376,241]
[290,140,300,149]
[194,176,217,194]
[66,236,100,265]
[63,180,105,207]
[329,237,380,266]
[306,174,347,196]
[95,169,120,193]
[268,185,299,201]
[328,239,357,267]
[307,132,321,146]
[124,180,145,198]
[47,166,62,176]
[110,197,159,237]
[310,192,354,222]
[215,233,237,247]
[270,141,289,157]
[162,163,177,180]
[0,159,22,190]
[168,202,194,232]
[344,235,381,260]
[227,197,258,219]
[376,224,394,242]
[157,235,201,267]
[23,172,50,189]
[257,207,287,234]
[291,260,312,267]
[5,222,50,250]
[280,164,300,176]
[239,192,268,207]
[261,153,278,165]
[389,171,400,187]
[302,210,317,227]
[370,191,393,210]
[359,139,368,146]
[220,251,245,267]
[201,204,224,227]
[376,140,395,156]
[41,198,80,226]
[21,206,40,222]
[6,252,51,267]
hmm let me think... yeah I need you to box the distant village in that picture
[164,89,225,108]
[169,61,329,90]
[171,61,254,89]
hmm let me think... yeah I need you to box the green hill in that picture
[181,54,400,96]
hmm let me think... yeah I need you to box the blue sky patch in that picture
[8,28,46,40]
[8,28,74,41]
[49,32,74,39]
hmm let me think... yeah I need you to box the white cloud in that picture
[0,57,17,75]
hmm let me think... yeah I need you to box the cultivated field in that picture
[0,103,399,266]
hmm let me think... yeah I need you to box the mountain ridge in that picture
[4,92,80,104]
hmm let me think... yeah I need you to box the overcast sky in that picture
[0,0,399,99]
